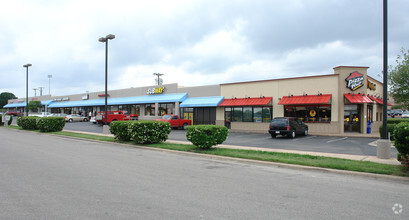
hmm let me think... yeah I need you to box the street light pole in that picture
[99,34,115,129]
[48,75,52,95]
[23,64,32,116]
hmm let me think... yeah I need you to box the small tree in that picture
[28,101,42,112]
[388,48,409,110]
[0,92,18,108]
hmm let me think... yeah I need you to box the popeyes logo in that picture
[345,71,364,91]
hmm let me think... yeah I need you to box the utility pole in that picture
[153,73,164,85]
[33,88,38,97]
[48,75,52,95]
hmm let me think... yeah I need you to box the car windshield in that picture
[162,115,172,119]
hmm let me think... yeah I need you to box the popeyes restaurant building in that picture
[215,66,389,135]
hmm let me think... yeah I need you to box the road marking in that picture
[292,136,317,141]
[327,137,348,143]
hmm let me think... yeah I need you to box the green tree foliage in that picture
[28,100,42,111]
[389,48,409,110]
[0,92,18,108]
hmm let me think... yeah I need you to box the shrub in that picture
[186,125,228,149]
[0,115,13,126]
[393,122,409,168]
[119,120,171,144]
[110,121,132,141]
[379,124,397,140]
[37,117,66,132]
[387,118,409,125]
[17,116,39,130]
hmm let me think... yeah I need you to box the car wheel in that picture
[288,131,295,139]
[304,129,308,136]
[83,118,88,122]
[69,118,73,122]
[182,123,188,130]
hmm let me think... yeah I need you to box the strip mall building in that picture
[5,66,389,135]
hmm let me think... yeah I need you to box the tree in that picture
[0,92,18,109]
[28,101,42,112]
[389,48,409,110]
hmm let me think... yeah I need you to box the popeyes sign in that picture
[345,71,364,91]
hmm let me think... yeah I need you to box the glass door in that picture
[344,105,360,132]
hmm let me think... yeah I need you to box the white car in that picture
[90,116,96,124]
[402,111,409,118]
[29,112,52,117]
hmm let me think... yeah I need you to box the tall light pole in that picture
[99,34,115,128]
[23,64,32,116]
[48,74,52,95]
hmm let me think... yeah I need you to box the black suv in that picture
[268,117,308,138]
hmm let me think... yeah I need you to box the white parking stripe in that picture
[327,137,348,143]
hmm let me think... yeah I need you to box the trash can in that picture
[367,120,372,134]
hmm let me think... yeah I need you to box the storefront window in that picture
[284,105,331,123]
[159,103,174,116]
[145,104,155,116]
[226,106,272,123]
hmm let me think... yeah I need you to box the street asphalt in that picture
[0,127,408,219]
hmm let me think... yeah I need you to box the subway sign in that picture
[345,71,364,91]
[147,87,165,95]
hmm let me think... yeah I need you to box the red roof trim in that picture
[344,93,373,104]
[278,94,332,105]
[219,97,272,107]
[368,95,393,106]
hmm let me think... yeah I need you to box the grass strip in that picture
[5,126,408,177]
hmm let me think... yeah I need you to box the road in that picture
[0,128,407,219]
[61,121,397,157]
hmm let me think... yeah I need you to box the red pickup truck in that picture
[153,114,192,130]
[96,111,138,124]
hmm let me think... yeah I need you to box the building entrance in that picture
[344,105,360,132]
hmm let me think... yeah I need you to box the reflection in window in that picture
[284,105,331,123]
[225,106,272,123]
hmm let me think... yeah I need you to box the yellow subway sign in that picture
[147,87,166,95]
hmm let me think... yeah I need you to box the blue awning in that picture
[180,96,224,107]
[48,93,188,108]
[3,102,26,108]
[41,100,54,106]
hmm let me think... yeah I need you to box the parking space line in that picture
[327,137,348,143]
[292,136,317,141]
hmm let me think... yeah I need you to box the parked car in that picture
[50,113,68,117]
[268,117,308,138]
[390,109,403,118]
[29,112,52,118]
[65,114,88,122]
[402,111,409,119]
[6,110,24,116]
[96,111,138,124]
[90,116,96,124]
[153,114,192,130]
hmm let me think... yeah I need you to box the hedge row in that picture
[110,120,171,144]
[186,125,228,149]
[17,116,65,132]
[0,115,13,126]
[393,122,409,168]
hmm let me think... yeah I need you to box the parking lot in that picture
[57,120,397,158]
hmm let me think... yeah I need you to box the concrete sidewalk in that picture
[63,129,400,165]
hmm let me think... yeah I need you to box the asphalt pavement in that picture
[1,127,408,219]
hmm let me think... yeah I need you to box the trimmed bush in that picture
[110,120,171,144]
[379,124,397,140]
[0,115,13,126]
[387,118,409,125]
[186,125,228,149]
[17,116,39,130]
[110,121,132,141]
[129,121,171,144]
[393,122,409,167]
[37,117,66,132]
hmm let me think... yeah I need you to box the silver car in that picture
[65,114,88,122]
[402,111,409,119]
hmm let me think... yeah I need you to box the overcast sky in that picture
[1,0,408,98]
